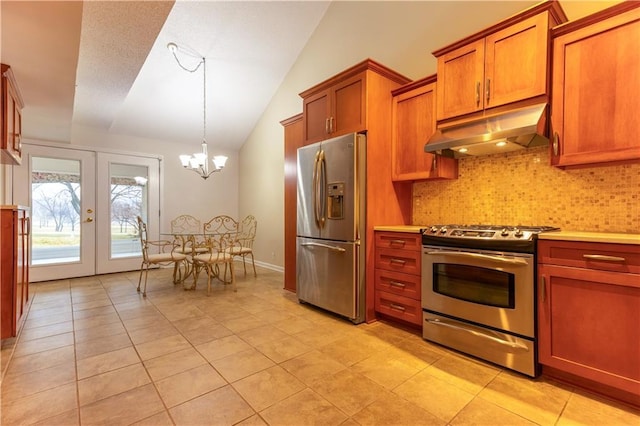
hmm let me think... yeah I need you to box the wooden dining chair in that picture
[136,216,187,297]
[227,214,257,277]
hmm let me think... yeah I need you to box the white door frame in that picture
[12,141,163,282]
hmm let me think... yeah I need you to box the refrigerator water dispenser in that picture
[327,182,344,219]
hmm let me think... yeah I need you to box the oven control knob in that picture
[501,228,510,237]
[430,226,438,233]
[514,228,523,238]
[439,227,448,234]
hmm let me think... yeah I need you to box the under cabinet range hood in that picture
[425,103,549,158]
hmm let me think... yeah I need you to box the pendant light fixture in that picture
[168,42,227,179]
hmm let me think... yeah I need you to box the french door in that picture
[12,143,161,282]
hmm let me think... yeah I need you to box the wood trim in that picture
[552,1,639,38]
[391,74,437,97]
[299,58,410,98]
[279,113,303,126]
[432,0,567,57]
[1,64,24,108]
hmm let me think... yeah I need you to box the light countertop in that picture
[538,231,640,245]
[373,225,424,233]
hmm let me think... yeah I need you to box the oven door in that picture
[422,246,534,338]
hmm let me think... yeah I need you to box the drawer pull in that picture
[389,281,406,288]
[389,258,406,265]
[583,254,626,262]
[390,303,406,312]
[389,239,406,247]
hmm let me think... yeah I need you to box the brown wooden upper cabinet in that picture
[299,60,410,145]
[391,75,457,181]
[550,2,640,168]
[433,2,567,122]
[1,64,24,165]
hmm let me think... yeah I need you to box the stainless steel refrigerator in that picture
[296,133,366,324]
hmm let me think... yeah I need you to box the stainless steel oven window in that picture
[432,263,515,308]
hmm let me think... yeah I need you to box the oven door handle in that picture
[425,318,529,351]
[426,251,529,265]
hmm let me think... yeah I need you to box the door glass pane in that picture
[109,163,147,258]
[31,157,81,265]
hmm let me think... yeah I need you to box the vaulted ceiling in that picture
[1,1,617,151]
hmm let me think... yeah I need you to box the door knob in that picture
[85,217,94,223]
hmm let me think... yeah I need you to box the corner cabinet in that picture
[1,206,31,339]
[433,2,566,122]
[391,75,457,181]
[1,64,24,165]
[537,239,640,406]
[281,113,304,292]
[550,2,640,168]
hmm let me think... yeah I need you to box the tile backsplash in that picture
[412,147,640,233]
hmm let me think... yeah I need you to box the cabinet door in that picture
[331,73,366,137]
[392,82,457,181]
[303,90,330,144]
[538,264,640,396]
[551,7,640,167]
[436,39,485,121]
[485,13,548,109]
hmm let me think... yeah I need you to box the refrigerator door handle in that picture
[300,241,346,252]
[318,149,326,229]
[313,150,321,228]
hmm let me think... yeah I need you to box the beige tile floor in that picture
[1,265,639,425]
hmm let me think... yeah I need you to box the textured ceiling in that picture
[0,1,620,150]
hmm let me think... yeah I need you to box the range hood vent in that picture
[425,103,549,158]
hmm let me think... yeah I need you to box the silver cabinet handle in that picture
[389,281,406,288]
[325,118,329,134]
[389,258,407,265]
[301,242,346,252]
[330,117,334,133]
[426,251,528,265]
[390,303,406,312]
[426,318,529,351]
[475,81,481,106]
[486,78,491,103]
[583,254,626,262]
[553,132,559,156]
[389,239,406,247]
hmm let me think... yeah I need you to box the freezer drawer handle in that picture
[301,242,346,252]
[426,251,528,265]
[425,318,529,351]
[583,254,626,262]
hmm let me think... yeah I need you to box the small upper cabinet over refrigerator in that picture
[296,133,366,324]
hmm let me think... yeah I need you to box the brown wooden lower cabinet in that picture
[1,205,30,339]
[537,239,640,406]
[374,231,422,327]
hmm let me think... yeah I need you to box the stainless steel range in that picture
[421,224,559,377]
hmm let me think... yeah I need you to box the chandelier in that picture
[168,42,227,180]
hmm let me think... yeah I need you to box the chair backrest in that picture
[237,215,257,248]
[136,216,150,261]
[204,215,239,236]
[171,214,201,234]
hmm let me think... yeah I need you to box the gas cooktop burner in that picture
[421,224,560,253]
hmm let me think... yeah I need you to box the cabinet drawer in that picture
[374,268,420,300]
[375,290,422,326]
[375,232,422,251]
[375,247,421,275]
[538,240,640,274]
